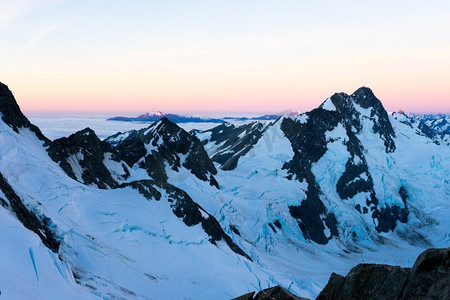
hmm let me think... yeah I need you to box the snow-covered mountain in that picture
[108,110,301,124]
[0,82,449,299]
[191,121,269,170]
[392,112,450,146]
[108,111,225,123]
[222,109,300,121]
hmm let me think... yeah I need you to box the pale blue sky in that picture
[1,1,450,113]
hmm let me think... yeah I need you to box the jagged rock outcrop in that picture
[0,82,49,143]
[317,264,409,300]
[106,117,219,188]
[351,87,396,152]
[0,173,60,252]
[399,247,450,299]
[317,247,450,300]
[233,286,309,300]
[47,128,129,189]
[192,121,268,170]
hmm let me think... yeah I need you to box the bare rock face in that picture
[107,117,219,188]
[253,286,309,300]
[281,87,404,245]
[233,286,309,300]
[47,128,126,189]
[316,264,409,300]
[398,248,450,299]
[0,82,49,143]
[317,248,450,300]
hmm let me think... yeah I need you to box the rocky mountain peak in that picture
[325,87,396,153]
[152,116,180,133]
[0,82,49,143]
[280,87,404,245]
[109,118,219,188]
[77,127,96,135]
[51,127,105,151]
[351,86,383,109]
[47,127,123,189]
[326,87,385,114]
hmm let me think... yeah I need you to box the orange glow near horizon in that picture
[10,67,450,115]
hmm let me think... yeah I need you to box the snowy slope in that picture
[0,82,449,299]
[0,123,260,300]
[392,112,450,146]
[0,83,309,299]
[177,88,450,296]
[171,110,450,297]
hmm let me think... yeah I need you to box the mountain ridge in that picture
[108,111,225,123]
[108,110,301,124]
[0,82,448,299]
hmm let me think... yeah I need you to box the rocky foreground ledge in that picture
[234,247,450,300]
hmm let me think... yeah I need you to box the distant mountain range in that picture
[1,81,449,299]
[108,109,300,123]
[108,111,224,123]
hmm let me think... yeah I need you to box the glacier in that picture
[0,82,449,299]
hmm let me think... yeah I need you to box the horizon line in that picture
[24,108,450,117]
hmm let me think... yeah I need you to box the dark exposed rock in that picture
[230,225,241,236]
[317,247,450,300]
[273,220,282,229]
[336,157,372,201]
[412,114,450,139]
[281,110,340,244]
[398,186,409,205]
[122,179,251,261]
[317,264,409,300]
[281,87,405,244]
[418,121,437,139]
[233,291,255,300]
[0,82,50,143]
[316,273,345,300]
[193,121,267,170]
[0,83,128,189]
[233,286,309,300]
[255,286,308,300]
[288,182,339,245]
[351,87,396,153]
[373,204,408,232]
[47,128,126,189]
[120,180,162,201]
[268,222,277,233]
[109,117,219,188]
[235,248,450,300]
[392,112,450,145]
[104,130,139,147]
[0,173,60,252]
[398,248,450,299]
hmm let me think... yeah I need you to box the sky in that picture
[1,0,450,115]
